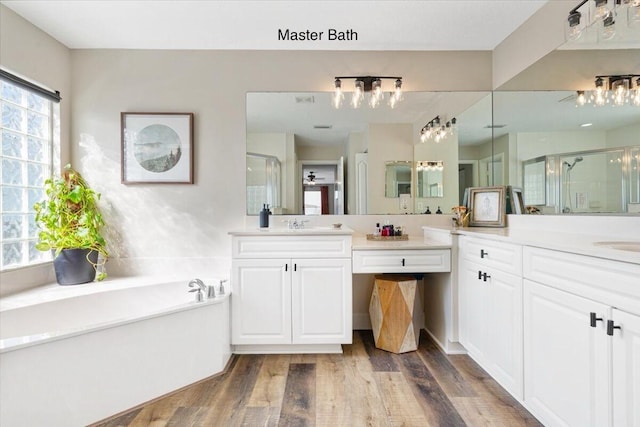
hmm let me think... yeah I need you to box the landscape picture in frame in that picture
[469,186,507,227]
[121,112,194,184]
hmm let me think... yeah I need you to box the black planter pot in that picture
[53,248,99,285]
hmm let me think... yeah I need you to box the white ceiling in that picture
[1,0,549,51]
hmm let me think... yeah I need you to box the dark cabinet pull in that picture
[607,320,621,336]
[402,258,405,267]
[590,312,603,327]
[481,249,488,258]
[285,264,288,272]
[294,263,297,272]
[477,271,490,281]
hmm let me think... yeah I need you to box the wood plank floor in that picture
[96,330,541,427]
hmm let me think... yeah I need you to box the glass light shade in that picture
[332,79,344,109]
[372,79,383,101]
[351,80,364,108]
[592,0,613,22]
[599,15,617,40]
[611,79,630,105]
[633,88,640,106]
[576,91,587,106]
[566,11,584,41]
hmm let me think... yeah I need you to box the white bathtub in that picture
[0,278,231,427]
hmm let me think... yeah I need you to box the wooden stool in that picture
[369,274,421,353]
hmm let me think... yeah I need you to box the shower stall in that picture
[523,145,639,214]
[246,153,281,215]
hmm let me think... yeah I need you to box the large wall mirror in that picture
[246,91,492,215]
[495,40,640,215]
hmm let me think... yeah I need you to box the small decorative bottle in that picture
[436,206,442,214]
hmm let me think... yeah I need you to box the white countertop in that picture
[229,226,354,236]
[352,235,451,250]
[424,225,640,265]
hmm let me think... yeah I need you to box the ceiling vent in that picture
[484,124,506,129]
[313,125,333,129]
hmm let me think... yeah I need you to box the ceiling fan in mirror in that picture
[304,171,325,186]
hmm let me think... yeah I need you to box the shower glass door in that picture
[560,149,625,214]
[246,153,281,215]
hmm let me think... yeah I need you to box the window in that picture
[1,75,58,270]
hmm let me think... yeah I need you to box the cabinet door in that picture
[291,258,352,344]
[231,259,291,345]
[612,309,640,427]
[458,258,488,363]
[459,258,523,399]
[485,267,523,400]
[524,280,610,427]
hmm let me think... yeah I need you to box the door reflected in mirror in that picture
[416,161,444,198]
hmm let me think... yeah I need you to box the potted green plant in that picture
[34,165,108,285]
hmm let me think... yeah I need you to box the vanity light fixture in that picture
[419,116,457,143]
[416,161,444,172]
[575,74,640,107]
[566,0,640,42]
[333,76,403,109]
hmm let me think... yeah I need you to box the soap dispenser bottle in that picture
[259,204,270,228]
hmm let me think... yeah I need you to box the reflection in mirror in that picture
[385,161,412,198]
[416,161,444,198]
[493,91,640,214]
[246,153,281,215]
[631,147,640,212]
[247,91,492,215]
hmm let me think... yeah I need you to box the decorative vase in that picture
[53,248,98,285]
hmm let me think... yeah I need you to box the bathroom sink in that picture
[593,241,640,253]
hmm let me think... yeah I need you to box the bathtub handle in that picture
[189,288,205,302]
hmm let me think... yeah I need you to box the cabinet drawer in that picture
[233,235,352,259]
[461,236,522,275]
[523,246,640,315]
[352,249,450,274]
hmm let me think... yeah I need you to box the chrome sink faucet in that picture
[283,218,310,229]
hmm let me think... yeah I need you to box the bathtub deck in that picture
[94,330,541,426]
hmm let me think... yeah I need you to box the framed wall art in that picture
[121,112,194,184]
[469,186,507,227]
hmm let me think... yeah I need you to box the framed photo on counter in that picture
[469,186,507,227]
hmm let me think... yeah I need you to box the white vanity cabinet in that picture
[230,232,352,353]
[523,246,640,427]
[458,236,523,399]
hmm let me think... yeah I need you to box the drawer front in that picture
[233,235,352,259]
[352,249,451,274]
[523,246,640,315]
[461,236,522,275]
